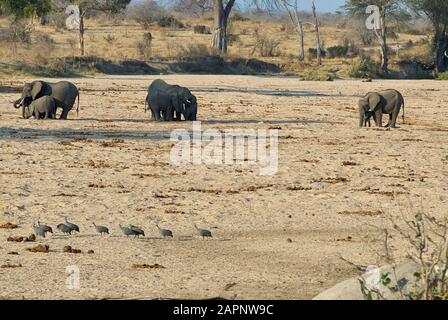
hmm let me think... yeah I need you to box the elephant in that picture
[358,89,405,128]
[145,79,197,121]
[23,96,56,120]
[14,81,80,120]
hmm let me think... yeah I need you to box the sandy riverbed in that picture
[0,75,447,299]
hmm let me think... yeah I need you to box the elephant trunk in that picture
[13,99,23,109]
[359,109,364,128]
[22,105,33,119]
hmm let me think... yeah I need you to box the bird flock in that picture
[31,218,213,240]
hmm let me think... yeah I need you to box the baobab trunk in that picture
[212,0,235,53]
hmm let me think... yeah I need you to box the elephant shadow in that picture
[0,126,173,141]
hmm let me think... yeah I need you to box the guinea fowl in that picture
[119,224,137,237]
[33,224,46,238]
[64,218,79,233]
[129,225,145,237]
[156,225,173,238]
[194,224,212,239]
[37,221,53,235]
[93,223,109,235]
[57,224,73,235]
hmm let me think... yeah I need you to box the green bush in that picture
[437,71,448,80]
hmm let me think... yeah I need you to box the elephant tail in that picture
[144,95,148,113]
[402,101,405,124]
[76,92,80,117]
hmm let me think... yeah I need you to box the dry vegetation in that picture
[0,12,433,79]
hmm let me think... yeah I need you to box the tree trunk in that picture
[434,24,448,73]
[312,1,322,65]
[79,10,85,56]
[298,21,305,62]
[212,0,235,53]
[378,14,388,74]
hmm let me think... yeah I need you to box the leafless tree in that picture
[173,0,213,16]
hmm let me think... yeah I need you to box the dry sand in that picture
[0,75,447,300]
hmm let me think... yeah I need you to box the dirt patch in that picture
[132,264,165,270]
[0,222,18,229]
[338,211,383,217]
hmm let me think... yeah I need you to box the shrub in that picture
[137,32,153,59]
[327,45,349,58]
[126,1,164,29]
[179,43,212,58]
[437,71,448,80]
[231,12,250,21]
[348,57,380,78]
[157,16,184,29]
[307,48,326,60]
[193,25,211,34]
[252,29,280,57]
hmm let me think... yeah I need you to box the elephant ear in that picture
[31,81,43,100]
[367,93,381,112]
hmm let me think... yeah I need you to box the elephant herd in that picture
[13,79,197,122]
[13,79,405,128]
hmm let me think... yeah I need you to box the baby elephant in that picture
[358,89,405,128]
[24,96,56,120]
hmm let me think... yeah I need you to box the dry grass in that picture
[0,15,429,78]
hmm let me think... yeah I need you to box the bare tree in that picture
[311,1,322,65]
[274,0,305,61]
[343,0,409,74]
[173,0,213,16]
[53,0,131,56]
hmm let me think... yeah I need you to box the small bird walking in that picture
[194,224,212,239]
[57,224,73,235]
[119,224,137,237]
[64,218,80,233]
[93,223,109,235]
[37,221,53,235]
[33,224,46,238]
[156,224,173,238]
[129,225,145,238]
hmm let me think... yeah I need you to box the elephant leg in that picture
[60,108,69,120]
[374,110,382,127]
[390,107,400,128]
[385,114,393,128]
[165,111,174,121]
[149,108,156,121]
[154,108,162,121]
[44,112,49,119]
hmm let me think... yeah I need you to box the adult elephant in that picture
[145,79,197,121]
[13,81,80,120]
[358,89,405,128]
